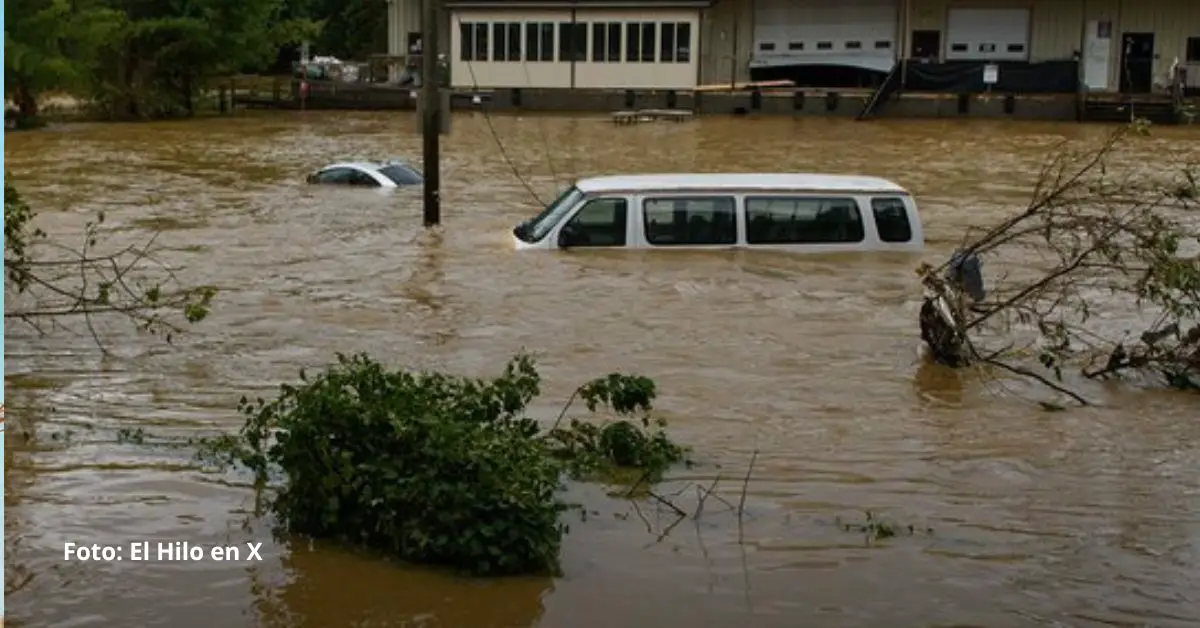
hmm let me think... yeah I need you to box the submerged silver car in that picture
[306,161,423,188]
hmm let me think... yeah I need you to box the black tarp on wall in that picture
[903,60,1079,93]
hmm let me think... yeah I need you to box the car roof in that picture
[574,173,908,194]
[321,162,385,171]
[320,161,419,171]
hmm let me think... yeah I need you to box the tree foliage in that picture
[196,353,687,576]
[4,0,124,120]
[311,0,389,62]
[4,0,318,120]
[919,121,1200,405]
[4,181,217,349]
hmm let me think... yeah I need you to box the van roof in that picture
[574,173,908,194]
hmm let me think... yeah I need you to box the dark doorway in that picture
[911,30,941,60]
[1119,32,1154,93]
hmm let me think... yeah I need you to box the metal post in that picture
[730,12,739,90]
[900,0,909,89]
[420,0,442,226]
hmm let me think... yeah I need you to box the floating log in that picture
[611,108,695,125]
[693,80,796,93]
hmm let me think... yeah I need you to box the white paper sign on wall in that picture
[983,64,999,85]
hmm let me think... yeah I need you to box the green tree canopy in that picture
[5,0,318,120]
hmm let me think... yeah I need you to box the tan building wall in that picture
[909,0,1199,89]
[1113,0,1200,88]
[699,0,756,84]
[696,0,1200,91]
[906,0,1080,59]
[387,0,422,58]
[387,0,451,81]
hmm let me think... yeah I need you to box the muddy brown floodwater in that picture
[5,113,1200,628]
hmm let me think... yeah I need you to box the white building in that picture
[438,0,710,90]
[387,0,1200,96]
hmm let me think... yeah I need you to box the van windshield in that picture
[515,186,584,243]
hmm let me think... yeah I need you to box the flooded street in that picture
[5,113,1200,627]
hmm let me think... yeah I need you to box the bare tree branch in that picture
[918,120,1200,404]
[5,181,217,351]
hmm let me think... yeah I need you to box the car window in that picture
[744,196,865,244]
[314,168,356,184]
[643,196,737,245]
[525,186,583,243]
[348,170,379,186]
[563,198,627,247]
[378,164,424,185]
[870,197,913,243]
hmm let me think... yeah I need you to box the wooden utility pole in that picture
[420,0,441,226]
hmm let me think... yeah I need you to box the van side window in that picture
[744,197,865,244]
[871,197,912,243]
[643,196,737,245]
[563,198,628,246]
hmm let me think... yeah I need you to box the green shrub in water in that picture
[200,352,686,576]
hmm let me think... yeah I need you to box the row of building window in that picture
[949,42,1026,53]
[459,21,692,64]
[562,196,912,247]
[759,40,892,52]
[756,40,1030,55]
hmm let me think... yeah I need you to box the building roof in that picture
[574,173,909,194]
[445,0,713,8]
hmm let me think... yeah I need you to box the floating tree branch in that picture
[918,121,1200,405]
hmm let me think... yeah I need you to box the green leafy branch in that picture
[192,352,689,576]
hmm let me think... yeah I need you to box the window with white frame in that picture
[591,22,622,62]
[625,22,657,62]
[459,22,489,61]
[491,22,522,61]
[658,22,691,63]
[558,22,587,61]
[524,22,555,62]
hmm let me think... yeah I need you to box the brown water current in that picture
[4,113,1200,628]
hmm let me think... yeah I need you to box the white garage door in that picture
[751,0,898,72]
[946,8,1030,61]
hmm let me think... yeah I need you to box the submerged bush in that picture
[200,352,686,576]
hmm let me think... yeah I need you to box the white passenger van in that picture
[511,173,924,252]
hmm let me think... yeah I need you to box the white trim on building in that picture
[448,7,703,89]
[750,0,899,73]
